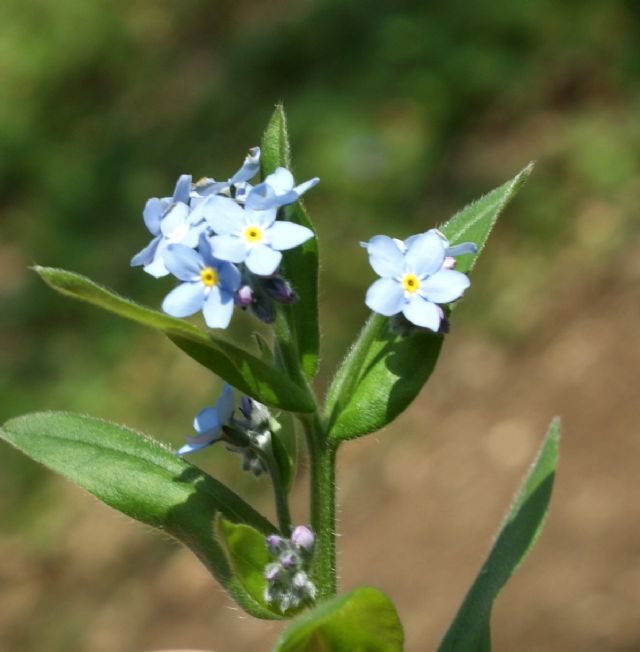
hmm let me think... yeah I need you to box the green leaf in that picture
[216,517,281,615]
[35,266,315,414]
[437,418,560,652]
[261,104,320,379]
[0,411,282,619]
[273,587,404,652]
[325,164,533,441]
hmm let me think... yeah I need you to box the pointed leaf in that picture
[325,165,533,441]
[0,411,282,619]
[273,587,404,652]
[35,266,315,414]
[261,105,319,379]
[437,418,560,652]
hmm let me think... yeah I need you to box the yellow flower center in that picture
[402,273,421,293]
[244,225,264,243]
[200,267,219,287]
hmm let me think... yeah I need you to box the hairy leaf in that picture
[437,418,560,652]
[35,266,315,413]
[0,411,282,619]
[261,105,320,379]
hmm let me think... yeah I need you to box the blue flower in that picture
[177,385,235,456]
[363,229,473,332]
[201,195,314,276]
[162,234,241,329]
[131,174,207,278]
[243,167,319,211]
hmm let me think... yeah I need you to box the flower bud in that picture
[291,525,315,553]
[235,284,253,307]
[262,276,297,303]
[266,534,287,556]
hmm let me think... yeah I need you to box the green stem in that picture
[302,412,338,600]
[263,447,293,535]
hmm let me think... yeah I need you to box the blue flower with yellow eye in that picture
[162,235,240,329]
[363,229,474,332]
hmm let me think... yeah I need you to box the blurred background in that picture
[1,1,639,650]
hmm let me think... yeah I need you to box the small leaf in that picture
[273,587,404,652]
[437,418,560,652]
[261,105,320,379]
[325,165,533,441]
[216,517,280,615]
[35,266,315,414]
[0,412,282,619]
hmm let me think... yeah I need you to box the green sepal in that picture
[325,164,533,441]
[0,411,281,619]
[261,104,320,379]
[273,586,404,652]
[216,516,287,618]
[35,266,315,414]
[437,418,560,652]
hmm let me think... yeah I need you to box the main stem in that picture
[303,411,338,600]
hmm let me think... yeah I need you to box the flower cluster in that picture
[177,384,280,477]
[264,526,317,612]
[131,148,319,328]
[362,229,477,333]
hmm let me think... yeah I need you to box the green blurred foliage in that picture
[1,1,639,649]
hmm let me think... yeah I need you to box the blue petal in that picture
[160,203,190,237]
[229,147,261,185]
[173,174,192,204]
[402,295,441,331]
[143,198,165,235]
[162,282,205,317]
[421,269,470,304]
[143,240,171,278]
[177,435,220,456]
[193,407,221,435]
[131,235,161,267]
[293,177,320,198]
[265,168,294,194]
[216,384,235,423]
[210,234,248,264]
[202,195,245,234]
[181,220,208,248]
[246,244,282,275]
[217,261,242,292]
[202,286,235,329]
[365,277,404,316]
[404,231,446,277]
[365,235,405,278]
[267,222,314,250]
[248,207,277,229]
[245,182,279,211]
[445,242,478,257]
[163,244,203,281]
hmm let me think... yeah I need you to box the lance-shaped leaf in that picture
[261,105,320,379]
[273,587,404,652]
[325,164,533,441]
[35,266,315,414]
[438,418,560,652]
[0,411,283,619]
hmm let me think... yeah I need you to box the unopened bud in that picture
[442,256,456,270]
[262,276,297,303]
[235,285,253,307]
[291,525,315,553]
[266,535,287,556]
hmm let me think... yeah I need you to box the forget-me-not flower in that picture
[201,195,314,276]
[162,234,241,329]
[363,229,473,332]
[131,174,207,278]
[177,385,234,456]
[191,147,262,201]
